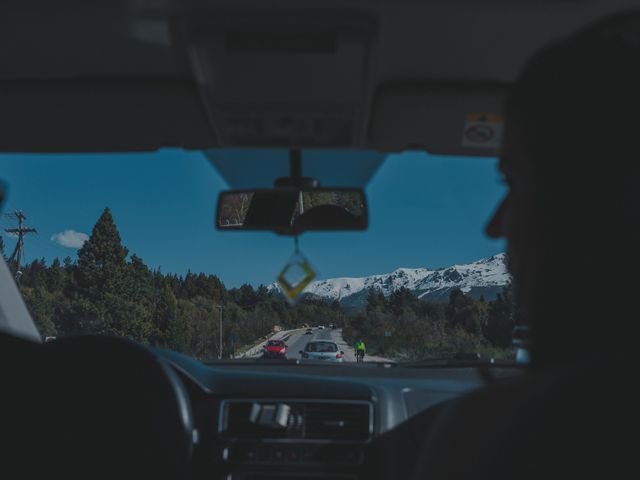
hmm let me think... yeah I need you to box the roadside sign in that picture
[462,113,504,149]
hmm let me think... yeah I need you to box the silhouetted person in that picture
[413,13,640,480]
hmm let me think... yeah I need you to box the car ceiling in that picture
[0,0,636,155]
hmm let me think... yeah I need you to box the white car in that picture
[318,325,325,329]
[299,341,344,362]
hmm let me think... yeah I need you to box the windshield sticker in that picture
[462,113,504,149]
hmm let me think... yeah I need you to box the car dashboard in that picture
[159,349,524,480]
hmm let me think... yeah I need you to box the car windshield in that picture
[307,342,338,353]
[267,341,283,347]
[0,148,511,364]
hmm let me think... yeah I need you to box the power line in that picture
[1,219,75,262]
[3,210,37,281]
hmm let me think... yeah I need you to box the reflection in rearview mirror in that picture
[216,187,368,235]
[218,192,254,228]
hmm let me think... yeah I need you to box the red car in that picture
[263,340,287,359]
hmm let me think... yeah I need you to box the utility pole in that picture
[217,304,224,359]
[4,210,37,281]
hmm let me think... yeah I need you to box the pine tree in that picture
[47,258,66,292]
[256,285,270,303]
[389,287,418,316]
[153,284,178,347]
[236,284,258,308]
[21,285,57,336]
[68,208,138,336]
[366,289,386,314]
[127,254,154,305]
[180,271,197,298]
[446,288,482,334]
[63,256,74,270]
[21,258,48,289]
[484,284,516,347]
[76,208,128,300]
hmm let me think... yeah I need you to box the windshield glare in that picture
[0,149,514,365]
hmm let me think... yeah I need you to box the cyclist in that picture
[354,339,366,362]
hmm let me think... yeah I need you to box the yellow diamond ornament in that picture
[277,254,316,303]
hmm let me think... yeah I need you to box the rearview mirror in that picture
[216,187,368,235]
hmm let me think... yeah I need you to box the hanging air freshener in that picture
[277,236,316,303]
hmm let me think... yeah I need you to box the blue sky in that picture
[0,150,505,288]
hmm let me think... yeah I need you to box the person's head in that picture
[486,13,640,368]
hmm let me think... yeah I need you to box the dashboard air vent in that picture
[220,400,372,442]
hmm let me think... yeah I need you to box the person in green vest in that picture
[354,339,366,362]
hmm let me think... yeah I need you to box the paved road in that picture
[284,328,337,360]
[238,328,305,358]
[249,327,390,363]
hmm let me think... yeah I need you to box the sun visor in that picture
[0,81,215,152]
[182,15,377,148]
[205,149,386,189]
[368,83,507,157]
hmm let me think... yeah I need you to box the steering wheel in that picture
[34,335,195,480]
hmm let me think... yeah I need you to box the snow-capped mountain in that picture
[270,253,510,308]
